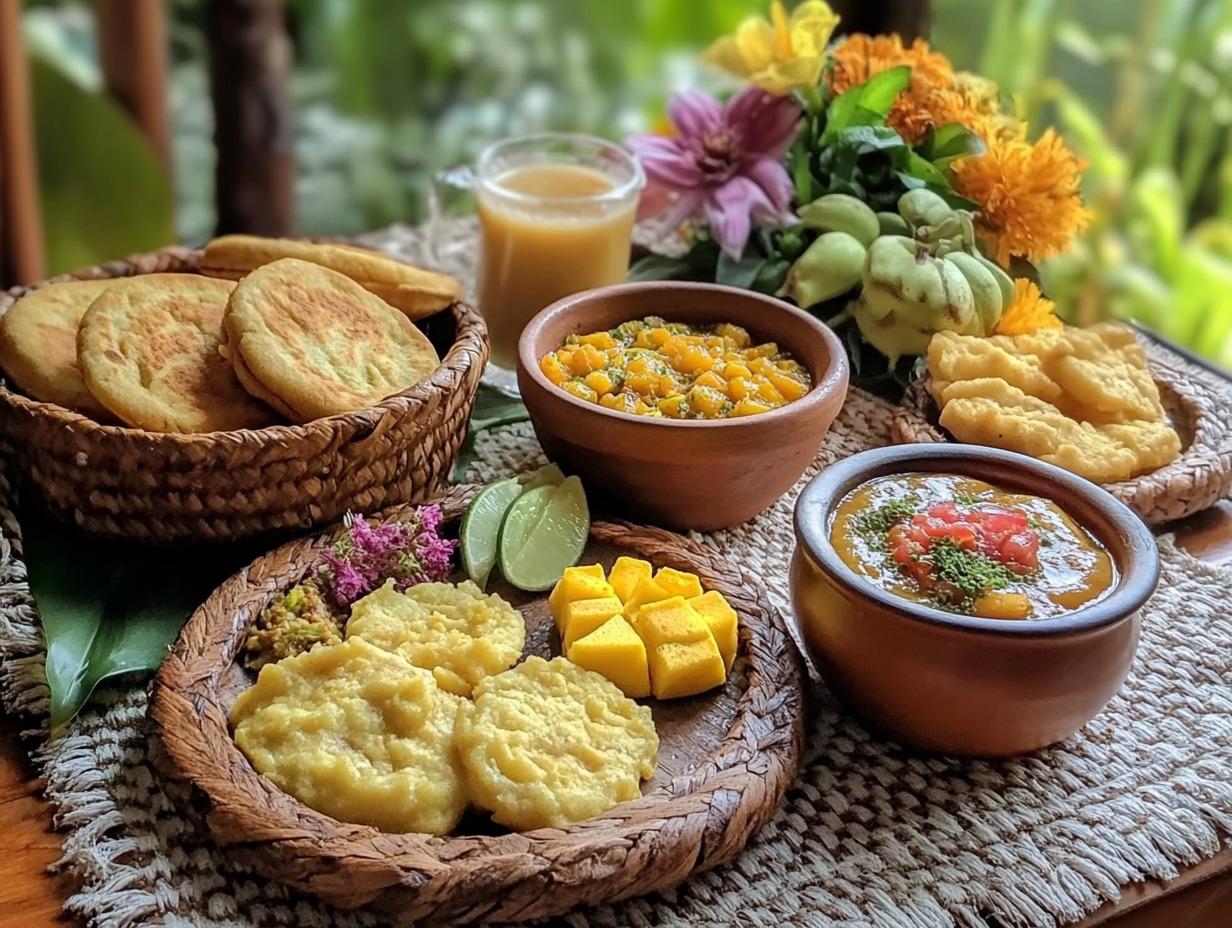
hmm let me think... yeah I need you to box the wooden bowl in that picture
[516,282,849,533]
[148,487,806,925]
[0,246,487,544]
[790,444,1160,757]
[892,364,1232,527]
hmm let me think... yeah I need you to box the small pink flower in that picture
[628,86,801,259]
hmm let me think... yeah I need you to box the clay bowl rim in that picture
[793,444,1160,640]
[516,280,849,431]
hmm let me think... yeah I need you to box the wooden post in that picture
[204,0,295,237]
[94,0,173,177]
[831,0,933,42]
[0,0,46,287]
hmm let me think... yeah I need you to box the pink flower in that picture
[628,87,801,259]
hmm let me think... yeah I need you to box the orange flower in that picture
[952,128,1091,266]
[828,34,955,143]
[994,278,1063,336]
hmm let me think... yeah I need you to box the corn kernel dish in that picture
[539,316,811,419]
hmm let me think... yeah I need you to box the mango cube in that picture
[633,596,711,649]
[654,567,703,600]
[648,638,727,700]
[566,615,651,698]
[689,591,738,671]
[562,596,624,650]
[621,575,672,620]
[608,557,653,603]
[549,565,613,630]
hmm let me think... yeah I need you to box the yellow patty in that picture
[77,274,278,433]
[455,656,658,831]
[231,637,469,835]
[200,235,462,320]
[346,580,526,697]
[0,280,118,420]
[223,258,442,422]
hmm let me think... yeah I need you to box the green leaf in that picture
[750,258,791,296]
[627,253,695,282]
[918,123,988,166]
[855,66,913,117]
[28,53,174,276]
[822,66,911,144]
[839,125,908,152]
[22,507,253,733]
[716,248,766,289]
[452,384,531,483]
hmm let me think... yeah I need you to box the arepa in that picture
[201,235,462,320]
[78,274,278,433]
[224,258,442,422]
[0,279,118,420]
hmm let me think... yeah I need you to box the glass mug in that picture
[434,134,645,372]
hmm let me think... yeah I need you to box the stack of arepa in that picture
[0,237,462,433]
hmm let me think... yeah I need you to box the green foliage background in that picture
[19,0,1232,364]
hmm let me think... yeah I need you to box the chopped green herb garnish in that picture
[922,537,1020,612]
[859,496,918,536]
[1027,515,1043,530]
[954,490,982,506]
[1039,536,1054,548]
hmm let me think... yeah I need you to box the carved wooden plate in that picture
[147,486,805,926]
[892,362,1232,526]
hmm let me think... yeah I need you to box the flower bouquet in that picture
[628,1,1089,398]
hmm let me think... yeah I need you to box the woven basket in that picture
[892,363,1232,526]
[0,245,488,544]
[147,487,806,926]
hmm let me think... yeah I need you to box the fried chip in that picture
[927,323,1182,483]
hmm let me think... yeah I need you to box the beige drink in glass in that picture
[474,134,644,370]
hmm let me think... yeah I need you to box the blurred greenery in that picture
[18,0,1232,365]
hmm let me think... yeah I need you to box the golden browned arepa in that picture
[78,274,279,433]
[200,235,462,320]
[223,258,442,422]
[0,279,119,420]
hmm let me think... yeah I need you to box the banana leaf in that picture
[20,505,259,733]
[28,53,174,276]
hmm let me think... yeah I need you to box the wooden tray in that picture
[892,362,1232,526]
[147,486,806,925]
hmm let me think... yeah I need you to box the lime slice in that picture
[498,476,590,592]
[460,478,523,589]
[518,462,566,491]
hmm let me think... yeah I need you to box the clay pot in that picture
[516,281,849,533]
[790,444,1160,757]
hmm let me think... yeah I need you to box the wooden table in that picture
[4,507,1232,928]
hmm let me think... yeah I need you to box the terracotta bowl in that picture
[790,444,1160,757]
[516,281,849,532]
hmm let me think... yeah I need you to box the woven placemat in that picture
[2,222,1232,928]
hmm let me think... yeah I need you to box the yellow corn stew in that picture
[539,316,812,419]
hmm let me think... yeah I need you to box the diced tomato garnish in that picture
[976,505,1029,535]
[908,500,1042,574]
[998,531,1040,574]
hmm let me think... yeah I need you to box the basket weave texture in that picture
[148,486,806,926]
[0,245,488,543]
[892,359,1232,526]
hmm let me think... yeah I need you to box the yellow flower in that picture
[994,279,1063,336]
[952,127,1092,266]
[702,1,841,96]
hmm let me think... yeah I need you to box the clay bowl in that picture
[516,281,849,532]
[790,444,1160,757]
